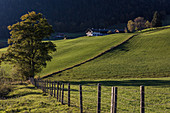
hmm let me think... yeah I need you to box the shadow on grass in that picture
[6,92,42,99]
[18,86,36,90]
[63,80,170,87]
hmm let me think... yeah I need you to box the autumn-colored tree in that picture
[134,17,146,31]
[0,11,56,80]
[127,20,135,32]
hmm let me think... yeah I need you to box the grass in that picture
[0,47,7,54]
[52,32,85,39]
[137,25,170,33]
[0,33,133,78]
[38,33,133,77]
[50,28,170,80]
[1,26,169,79]
[0,26,170,112]
[1,78,169,113]
[0,83,79,113]
[44,77,170,113]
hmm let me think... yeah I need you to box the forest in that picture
[0,0,170,40]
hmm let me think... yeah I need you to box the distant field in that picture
[50,32,85,40]
[0,26,170,80]
[0,33,133,77]
[50,28,170,80]
[38,33,133,77]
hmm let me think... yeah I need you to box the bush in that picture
[0,85,12,98]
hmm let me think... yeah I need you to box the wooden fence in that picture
[29,78,167,113]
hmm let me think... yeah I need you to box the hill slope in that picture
[48,28,170,80]
[39,34,133,77]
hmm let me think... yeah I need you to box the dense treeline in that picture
[0,0,170,40]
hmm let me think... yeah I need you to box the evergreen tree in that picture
[0,11,56,80]
[151,11,162,27]
[145,20,152,28]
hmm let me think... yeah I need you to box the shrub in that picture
[0,85,12,98]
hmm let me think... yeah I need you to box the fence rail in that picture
[29,78,169,113]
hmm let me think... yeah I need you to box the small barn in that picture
[114,29,125,33]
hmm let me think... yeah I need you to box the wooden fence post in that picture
[39,80,41,90]
[43,80,45,93]
[49,81,52,96]
[40,80,42,90]
[113,87,118,113]
[97,83,101,113]
[80,84,83,113]
[59,83,62,102]
[61,83,64,105]
[54,82,56,97]
[45,80,47,93]
[34,78,36,87]
[48,81,50,93]
[42,81,44,91]
[51,82,54,96]
[37,79,39,88]
[68,83,70,106]
[47,80,49,93]
[111,87,114,113]
[57,82,59,101]
[140,85,145,113]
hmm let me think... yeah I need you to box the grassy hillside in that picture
[49,28,170,81]
[38,33,133,77]
[1,27,170,80]
[0,83,79,112]
[0,27,170,113]
[0,32,133,78]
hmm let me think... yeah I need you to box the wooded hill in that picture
[0,0,170,40]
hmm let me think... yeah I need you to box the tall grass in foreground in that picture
[0,84,79,113]
[61,81,169,113]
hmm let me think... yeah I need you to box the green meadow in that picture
[0,78,169,113]
[0,83,79,113]
[0,26,170,113]
[49,27,170,80]
[38,33,133,77]
[45,78,170,113]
